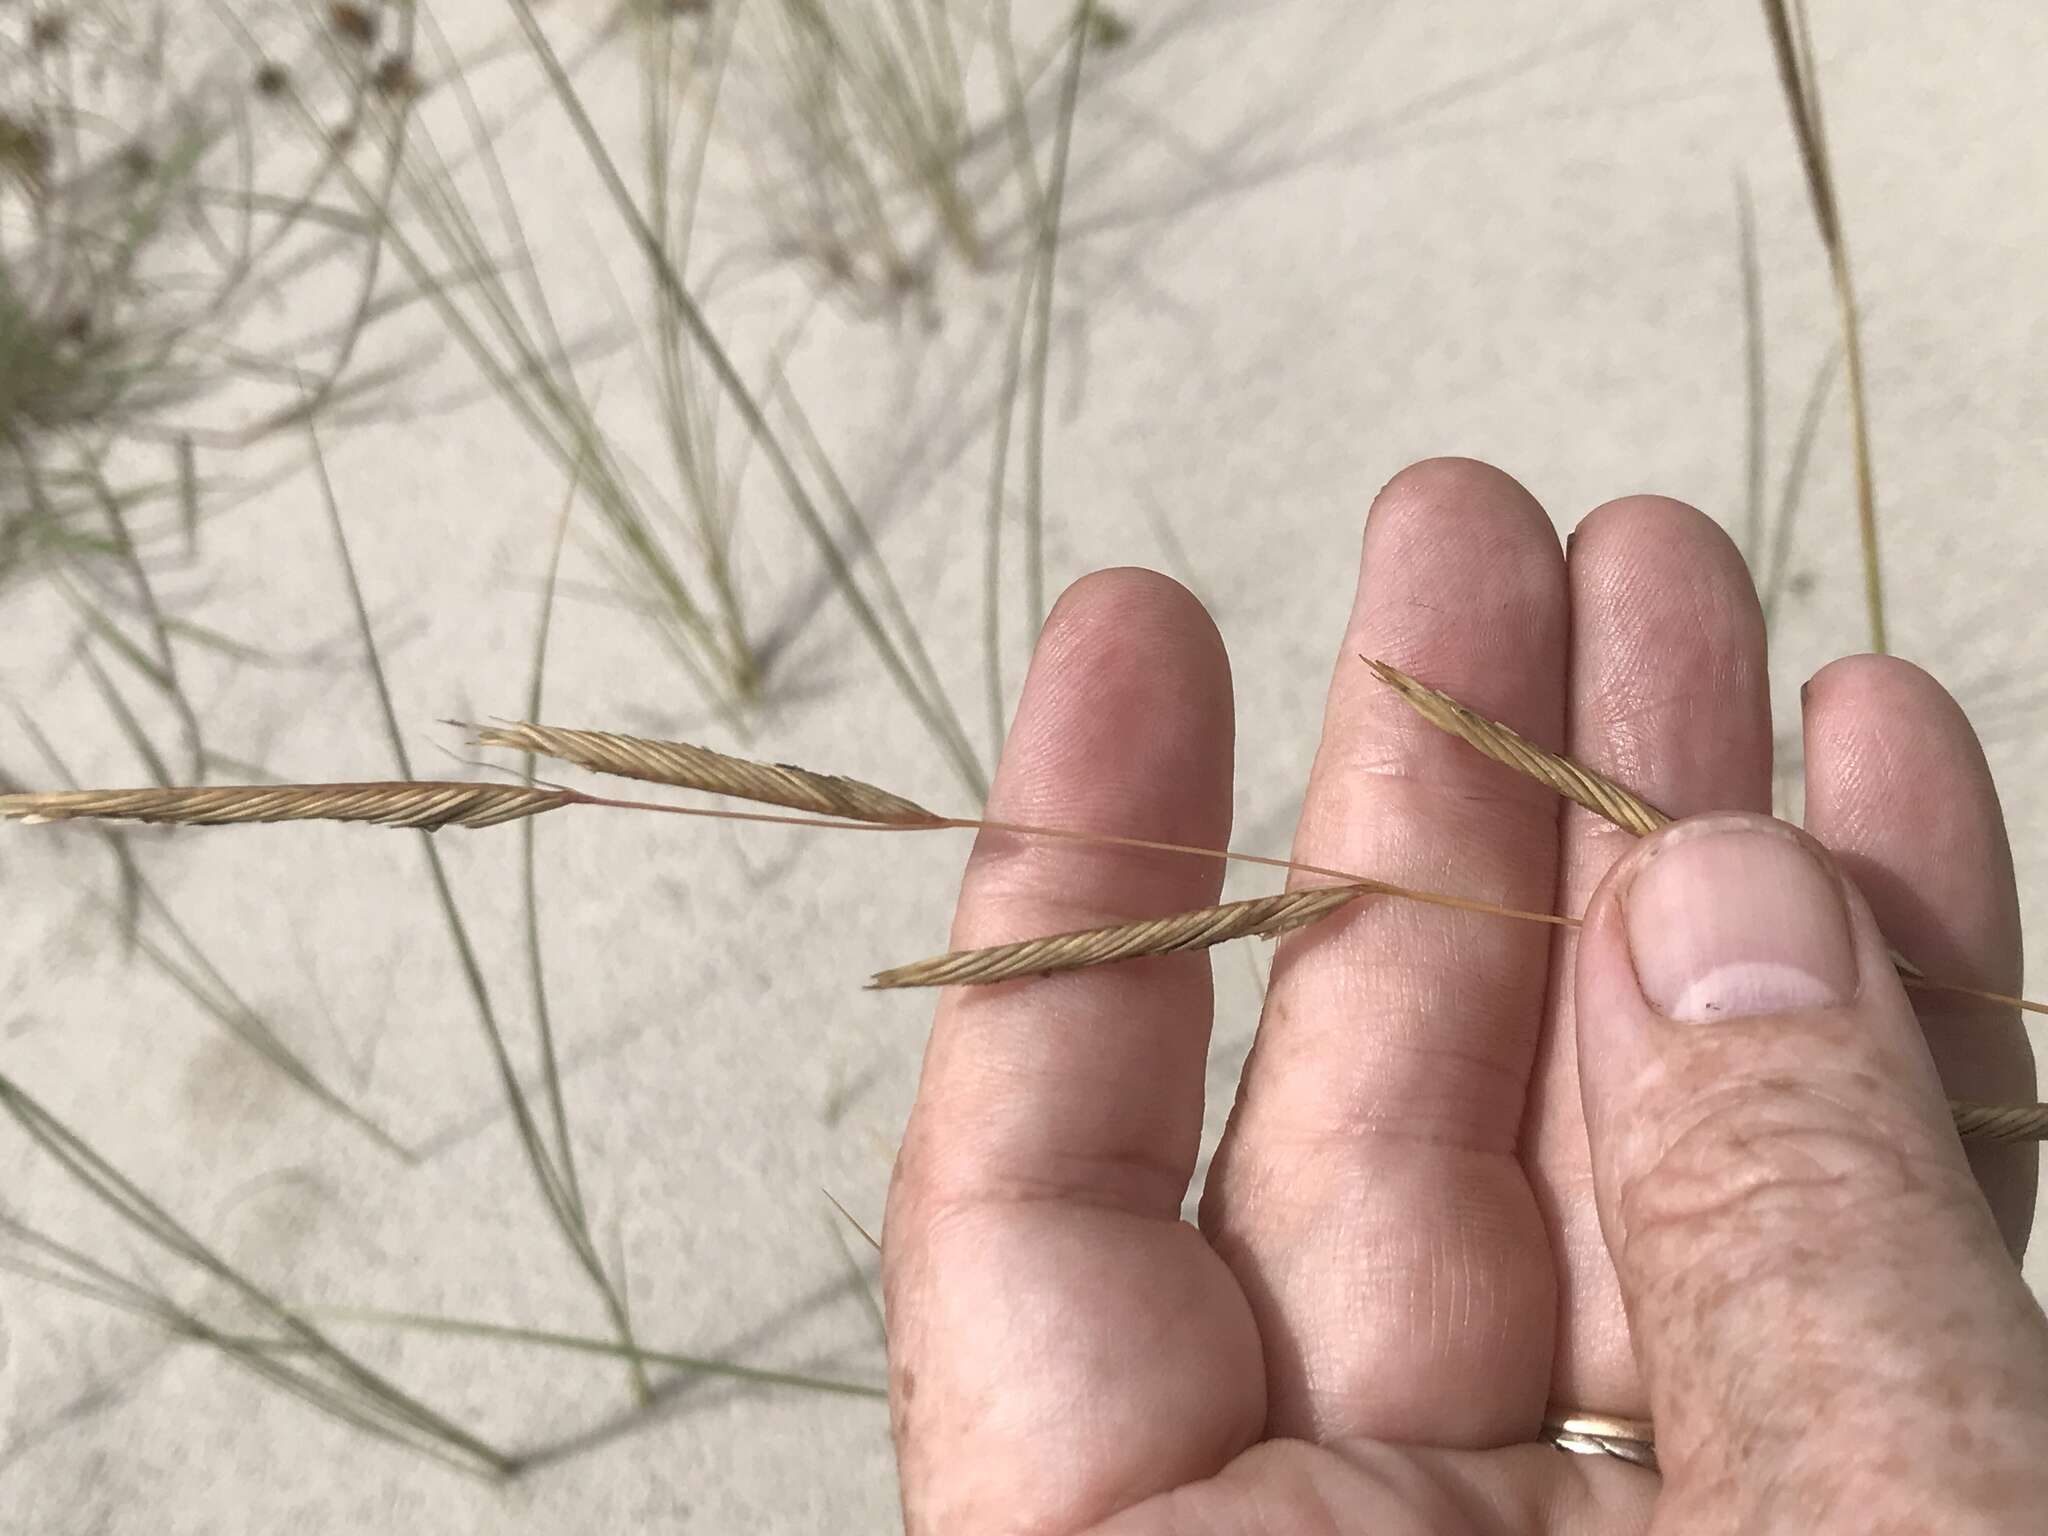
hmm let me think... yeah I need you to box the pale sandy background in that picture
[5,0,2048,1529]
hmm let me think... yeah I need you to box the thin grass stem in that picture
[0,1079,516,1474]
[523,463,588,1229]
[503,0,987,797]
[1759,0,1886,652]
[305,419,648,1404]
[309,1306,887,1400]
[1020,0,1093,640]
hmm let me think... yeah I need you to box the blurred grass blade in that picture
[306,418,650,1403]
[311,1306,887,1400]
[1761,347,1841,629]
[503,0,987,799]
[1021,0,1096,641]
[1758,0,1885,652]
[522,467,585,1226]
[0,1077,515,1474]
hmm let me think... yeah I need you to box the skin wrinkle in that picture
[910,1140,1196,1223]
[906,1061,1198,1214]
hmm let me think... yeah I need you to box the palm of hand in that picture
[883,463,2032,1535]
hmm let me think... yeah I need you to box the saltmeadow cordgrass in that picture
[0,1076,885,1479]
[727,0,1128,305]
[504,0,989,791]
[307,419,652,1404]
[0,0,431,578]
[224,1,992,794]
[0,1076,520,1478]
[8,662,2044,1121]
[6,0,1984,1497]
[4,708,409,1157]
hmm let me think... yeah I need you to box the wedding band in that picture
[1541,1410,1658,1472]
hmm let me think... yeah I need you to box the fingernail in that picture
[1623,820,1857,1022]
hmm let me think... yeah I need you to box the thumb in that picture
[1576,811,2048,1524]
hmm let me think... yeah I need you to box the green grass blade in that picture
[522,467,588,1229]
[76,646,174,790]
[1020,0,1094,643]
[10,710,408,1155]
[0,1076,515,1474]
[503,0,986,799]
[1761,347,1841,630]
[1758,0,1885,652]
[306,419,648,1406]
[311,1306,888,1401]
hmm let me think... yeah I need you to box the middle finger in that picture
[1201,458,1567,1448]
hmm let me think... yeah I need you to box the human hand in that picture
[882,459,2045,1533]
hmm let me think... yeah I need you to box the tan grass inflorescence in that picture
[1946,1101,2048,1144]
[1363,659,1669,835]
[1364,658,1927,979]
[870,885,1370,989]
[6,705,2044,1140]
[0,783,573,831]
[468,721,938,825]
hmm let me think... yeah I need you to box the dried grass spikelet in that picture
[1947,1101,2048,1145]
[1363,661,2048,1142]
[467,720,937,826]
[8,694,2044,1140]
[878,661,2046,1139]
[1364,659,1669,836]
[1364,659,1927,979]
[0,783,572,831]
[871,885,1370,990]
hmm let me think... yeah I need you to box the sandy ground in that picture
[5,0,2048,1529]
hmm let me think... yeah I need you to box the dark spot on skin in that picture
[889,1364,917,1445]
[253,61,291,97]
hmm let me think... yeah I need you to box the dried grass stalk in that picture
[1947,1100,2048,1145]
[10,694,2041,1139]
[468,721,937,826]
[1364,660,1670,835]
[1366,659,1927,979]
[871,884,1369,989]
[0,783,573,831]
[1759,0,1886,654]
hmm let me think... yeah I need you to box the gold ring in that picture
[1541,1410,1658,1472]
